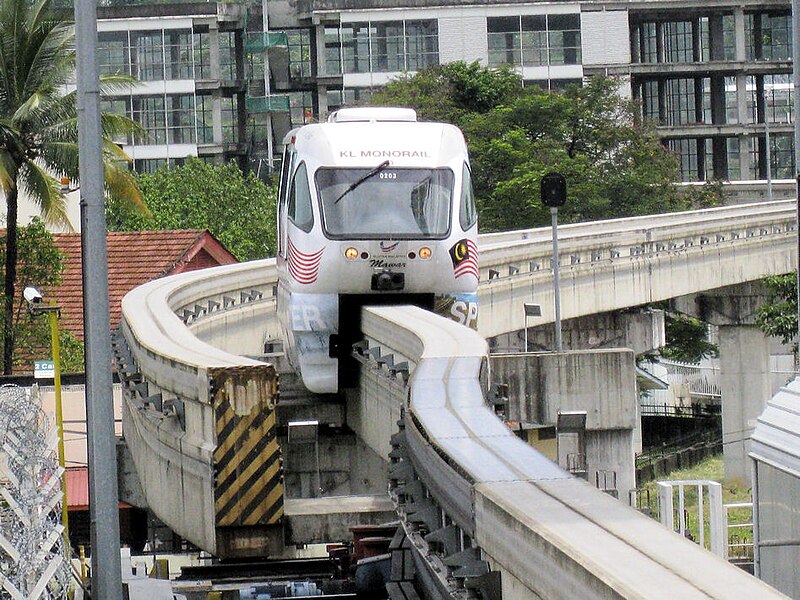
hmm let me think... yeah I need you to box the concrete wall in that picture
[490,349,638,498]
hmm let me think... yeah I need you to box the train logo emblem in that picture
[287,238,324,284]
[450,239,479,280]
[380,241,400,253]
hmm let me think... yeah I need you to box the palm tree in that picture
[0,0,145,373]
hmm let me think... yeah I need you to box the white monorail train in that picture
[276,107,479,393]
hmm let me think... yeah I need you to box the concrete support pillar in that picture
[630,23,641,64]
[656,21,665,63]
[710,75,726,125]
[709,15,725,61]
[734,8,746,62]
[718,325,771,485]
[739,135,751,179]
[674,284,775,486]
[313,24,329,118]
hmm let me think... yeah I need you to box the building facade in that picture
[93,0,795,184]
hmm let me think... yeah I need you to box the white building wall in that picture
[439,15,488,65]
[580,10,631,66]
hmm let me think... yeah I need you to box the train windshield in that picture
[316,167,453,239]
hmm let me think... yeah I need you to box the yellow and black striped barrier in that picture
[209,365,282,557]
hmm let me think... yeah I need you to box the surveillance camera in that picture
[23,287,43,304]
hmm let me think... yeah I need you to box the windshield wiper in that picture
[333,160,391,204]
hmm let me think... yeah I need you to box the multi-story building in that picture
[93,0,795,186]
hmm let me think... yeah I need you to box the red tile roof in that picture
[49,230,238,341]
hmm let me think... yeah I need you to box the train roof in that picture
[283,108,468,169]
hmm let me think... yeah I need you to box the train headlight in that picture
[419,247,432,260]
[344,247,359,260]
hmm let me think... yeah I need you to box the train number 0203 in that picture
[379,172,397,179]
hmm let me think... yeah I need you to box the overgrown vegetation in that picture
[370,62,724,232]
[756,273,797,351]
[0,219,84,373]
[106,158,278,261]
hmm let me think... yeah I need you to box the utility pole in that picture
[74,0,124,596]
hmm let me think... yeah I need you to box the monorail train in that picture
[276,107,478,393]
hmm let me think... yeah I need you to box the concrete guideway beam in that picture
[359,305,787,599]
[478,200,795,340]
[116,201,796,562]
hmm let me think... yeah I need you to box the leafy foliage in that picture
[0,0,144,372]
[660,313,718,363]
[0,219,84,373]
[756,273,797,347]
[106,158,278,261]
[370,63,723,232]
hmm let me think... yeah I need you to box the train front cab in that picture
[276,119,479,394]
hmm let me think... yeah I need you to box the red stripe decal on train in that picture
[288,238,324,284]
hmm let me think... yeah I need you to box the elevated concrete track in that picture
[117,200,796,592]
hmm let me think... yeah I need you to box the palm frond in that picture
[104,158,149,217]
[0,150,17,193]
[18,158,70,229]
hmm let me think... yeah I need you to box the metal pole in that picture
[793,0,800,360]
[48,307,69,552]
[765,108,773,202]
[524,315,528,352]
[551,207,563,352]
[74,0,123,595]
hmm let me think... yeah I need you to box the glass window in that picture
[325,26,342,75]
[98,31,130,76]
[132,95,167,145]
[664,78,696,126]
[667,139,699,181]
[288,162,314,232]
[405,20,439,70]
[220,96,238,143]
[342,22,371,74]
[459,164,477,231]
[521,15,547,66]
[664,21,693,62]
[220,32,237,80]
[287,29,313,79]
[639,22,658,63]
[196,94,214,144]
[487,14,580,67]
[371,21,405,72]
[131,30,164,81]
[548,14,581,65]
[488,16,521,66]
[167,95,195,144]
[332,20,438,74]
[165,29,192,80]
[289,91,314,126]
[194,32,211,80]
[316,167,453,239]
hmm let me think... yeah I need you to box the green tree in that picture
[0,0,144,373]
[756,273,797,349]
[369,61,521,125]
[370,65,722,232]
[659,313,718,363]
[106,158,278,261]
[0,219,84,373]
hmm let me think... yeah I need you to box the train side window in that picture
[288,162,314,233]
[278,146,293,207]
[460,163,477,230]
